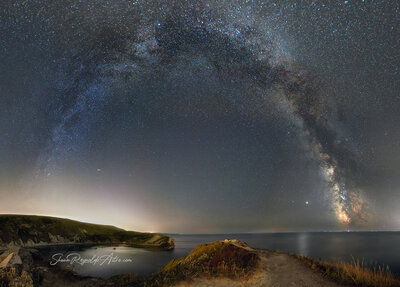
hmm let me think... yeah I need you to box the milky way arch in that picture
[36,7,368,227]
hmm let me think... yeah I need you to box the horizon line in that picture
[1,213,399,234]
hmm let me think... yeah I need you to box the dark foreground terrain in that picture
[2,239,400,287]
[0,215,174,250]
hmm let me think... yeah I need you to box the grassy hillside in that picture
[105,240,260,286]
[0,215,174,250]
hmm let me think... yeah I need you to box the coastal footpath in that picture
[0,216,399,286]
[104,239,344,287]
[2,240,399,287]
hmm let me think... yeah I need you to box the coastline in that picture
[0,215,175,251]
[2,239,400,287]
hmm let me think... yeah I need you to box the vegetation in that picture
[0,268,34,287]
[105,240,260,286]
[3,233,398,287]
[0,215,174,250]
[294,254,400,287]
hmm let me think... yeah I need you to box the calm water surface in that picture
[42,232,400,278]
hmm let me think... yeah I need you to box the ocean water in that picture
[42,232,400,278]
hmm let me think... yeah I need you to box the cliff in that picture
[105,239,260,286]
[0,215,174,250]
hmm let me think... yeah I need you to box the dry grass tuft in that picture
[294,254,400,287]
[105,241,260,286]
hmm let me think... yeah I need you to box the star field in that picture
[0,0,399,232]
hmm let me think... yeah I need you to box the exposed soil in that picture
[176,248,342,287]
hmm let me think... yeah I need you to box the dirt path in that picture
[176,249,341,287]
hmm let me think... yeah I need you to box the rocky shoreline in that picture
[0,239,259,287]
[2,239,400,287]
[0,247,39,287]
[0,215,175,251]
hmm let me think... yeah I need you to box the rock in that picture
[0,248,23,269]
[222,239,250,249]
[0,248,39,287]
[0,252,16,268]
[0,215,174,250]
[0,248,35,271]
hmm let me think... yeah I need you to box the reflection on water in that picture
[40,232,400,278]
[41,244,188,278]
[173,232,400,276]
[297,233,309,255]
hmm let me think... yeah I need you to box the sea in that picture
[41,232,400,279]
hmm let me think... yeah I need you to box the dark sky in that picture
[0,0,399,233]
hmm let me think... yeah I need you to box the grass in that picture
[0,268,34,287]
[160,241,259,278]
[0,215,174,250]
[105,240,260,286]
[294,254,400,287]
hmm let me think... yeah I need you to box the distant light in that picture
[305,201,309,205]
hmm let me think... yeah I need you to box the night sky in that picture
[0,1,399,233]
